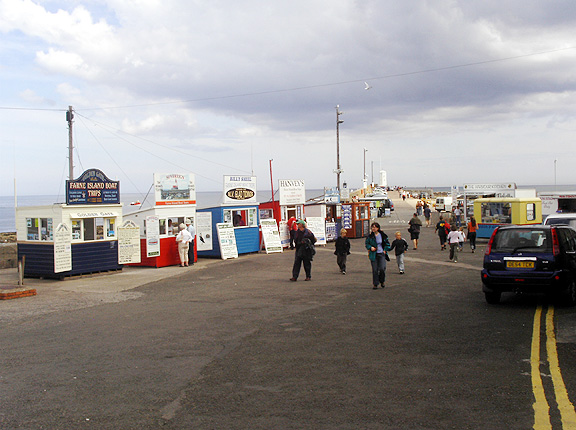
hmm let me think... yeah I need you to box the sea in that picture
[1,185,573,233]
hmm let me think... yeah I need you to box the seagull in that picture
[364,82,372,90]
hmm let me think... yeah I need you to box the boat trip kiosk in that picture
[197,176,261,258]
[16,168,124,278]
[123,173,196,267]
[474,197,542,239]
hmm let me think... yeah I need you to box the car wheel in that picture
[485,291,501,304]
[561,278,576,307]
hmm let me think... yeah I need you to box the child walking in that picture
[389,231,409,274]
[334,228,351,274]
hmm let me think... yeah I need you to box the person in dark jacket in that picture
[408,213,422,250]
[290,220,317,281]
[365,222,391,289]
[389,231,409,274]
[334,228,351,274]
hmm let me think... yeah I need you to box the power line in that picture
[0,46,574,112]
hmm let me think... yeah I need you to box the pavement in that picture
[2,196,517,430]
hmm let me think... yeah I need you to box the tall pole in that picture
[363,148,368,189]
[66,106,74,180]
[269,159,276,220]
[335,105,344,192]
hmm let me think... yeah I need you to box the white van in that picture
[543,213,576,229]
[435,197,453,212]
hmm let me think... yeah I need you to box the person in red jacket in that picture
[287,215,298,249]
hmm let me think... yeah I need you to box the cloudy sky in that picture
[1,0,575,198]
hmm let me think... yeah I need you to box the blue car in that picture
[481,225,576,305]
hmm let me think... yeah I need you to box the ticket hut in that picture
[123,173,196,267]
[16,169,124,278]
[197,176,260,258]
[341,201,371,238]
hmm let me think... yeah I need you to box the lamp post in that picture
[363,147,368,189]
[335,105,344,192]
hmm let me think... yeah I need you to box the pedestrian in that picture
[287,215,297,250]
[447,225,461,263]
[467,216,478,252]
[334,228,351,274]
[290,220,317,281]
[435,216,449,250]
[408,212,423,250]
[424,205,431,227]
[458,226,466,251]
[454,206,462,227]
[389,231,409,274]
[365,222,391,290]
[185,218,196,266]
[175,223,193,267]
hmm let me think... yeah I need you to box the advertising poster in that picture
[341,204,352,229]
[118,220,141,264]
[154,173,196,206]
[260,219,283,254]
[146,216,160,258]
[306,216,327,246]
[223,176,257,205]
[279,179,305,206]
[54,223,72,273]
[216,223,238,260]
[279,221,290,247]
[196,212,213,251]
[66,168,120,205]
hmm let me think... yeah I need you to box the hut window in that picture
[26,217,53,241]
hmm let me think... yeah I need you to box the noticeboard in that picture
[118,220,141,264]
[146,216,160,258]
[306,217,326,246]
[54,223,72,273]
[216,223,238,259]
[260,219,283,254]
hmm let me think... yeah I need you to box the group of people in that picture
[175,219,196,267]
[435,215,478,263]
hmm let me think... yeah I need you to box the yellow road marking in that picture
[546,306,576,428]
[533,305,552,429]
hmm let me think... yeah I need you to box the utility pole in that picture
[335,105,344,192]
[66,106,74,180]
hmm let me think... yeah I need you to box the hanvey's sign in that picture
[66,169,120,205]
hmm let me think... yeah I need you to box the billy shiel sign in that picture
[223,176,257,205]
[154,173,196,206]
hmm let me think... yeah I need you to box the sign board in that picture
[326,222,337,242]
[118,220,141,264]
[154,173,196,206]
[463,183,516,194]
[341,183,350,201]
[54,223,72,273]
[196,212,213,251]
[146,216,160,257]
[341,204,352,229]
[306,217,327,246]
[279,179,306,206]
[66,168,120,205]
[223,176,257,205]
[216,223,238,259]
[260,219,283,253]
[324,187,340,204]
[279,221,290,247]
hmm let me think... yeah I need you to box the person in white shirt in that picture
[447,225,462,263]
[176,223,193,267]
[185,218,196,266]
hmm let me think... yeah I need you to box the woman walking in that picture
[408,213,423,250]
[467,216,478,252]
[365,222,391,289]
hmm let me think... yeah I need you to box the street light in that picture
[363,147,368,189]
[335,105,344,192]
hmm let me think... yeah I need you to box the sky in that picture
[1,0,575,198]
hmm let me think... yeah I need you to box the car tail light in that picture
[551,228,561,257]
[485,228,499,255]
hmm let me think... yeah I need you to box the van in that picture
[543,213,576,229]
[435,197,453,212]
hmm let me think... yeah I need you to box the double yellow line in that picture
[532,305,576,429]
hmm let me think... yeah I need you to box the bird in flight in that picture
[364,82,372,90]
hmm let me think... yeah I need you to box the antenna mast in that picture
[66,106,74,180]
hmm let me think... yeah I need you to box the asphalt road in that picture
[2,197,576,429]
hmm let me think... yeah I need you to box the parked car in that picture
[543,213,576,229]
[481,225,576,305]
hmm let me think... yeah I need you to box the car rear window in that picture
[492,229,551,253]
[545,218,576,229]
